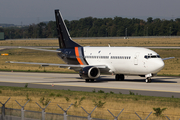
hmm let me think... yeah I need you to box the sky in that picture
[0,0,180,25]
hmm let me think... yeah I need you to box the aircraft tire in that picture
[115,74,120,81]
[90,79,94,82]
[145,78,151,83]
[148,78,151,83]
[85,79,89,82]
[120,74,124,81]
[116,74,124,81]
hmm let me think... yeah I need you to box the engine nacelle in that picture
[79,66,100,79]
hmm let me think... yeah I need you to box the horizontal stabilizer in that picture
[18,47,61,53]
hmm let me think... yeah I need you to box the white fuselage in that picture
[83,47,164,75]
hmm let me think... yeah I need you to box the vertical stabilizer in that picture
[55,9,81,49]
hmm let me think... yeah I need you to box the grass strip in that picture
[0,86,180,120]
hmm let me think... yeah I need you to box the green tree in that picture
[37,22,47,38]
[28,25,33,38]
[147,17,153,23]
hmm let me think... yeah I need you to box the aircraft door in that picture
[97,50,101,63]
[134,52,139,65]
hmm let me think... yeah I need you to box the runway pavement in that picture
[0,72,180,98]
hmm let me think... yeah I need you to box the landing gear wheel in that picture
[90,79,94,82]
[149,79,151,83]
[115,74,124,81]
[120,74,124,81]
[145,77,151,83]
[115,74,120,81]
[85,79,89,82]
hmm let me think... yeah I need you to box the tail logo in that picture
[75,47,88,65]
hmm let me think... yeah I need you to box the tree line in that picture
[0,17,180,39]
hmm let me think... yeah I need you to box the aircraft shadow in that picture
[95,77,177,83]
[37,77,177,84]
[151,78,178,83]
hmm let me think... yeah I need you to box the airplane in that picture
[7,9,174,83]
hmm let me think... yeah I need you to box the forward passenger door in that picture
[134,52,139,65]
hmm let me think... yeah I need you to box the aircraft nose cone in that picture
[154,59,164,72]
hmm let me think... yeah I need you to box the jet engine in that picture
[79,66,100,79]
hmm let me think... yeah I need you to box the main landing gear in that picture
[85,79,94,82]
[115,74,124,81]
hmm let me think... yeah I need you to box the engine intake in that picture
[79,66,100,79]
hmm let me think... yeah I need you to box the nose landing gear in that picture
[145,73,152,83]
[146,77,151,83]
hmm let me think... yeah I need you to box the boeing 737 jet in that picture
[7,10,174,83]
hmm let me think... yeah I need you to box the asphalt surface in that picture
[0,72,180,98]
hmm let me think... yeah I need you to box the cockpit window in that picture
[151,55,157,58]
[157,55,160,58]
[144,55,161,59]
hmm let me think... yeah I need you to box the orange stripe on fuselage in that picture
[75,47,84,65]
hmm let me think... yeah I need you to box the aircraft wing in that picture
[162,57,175,61]
[18,47,61,53]
[6,61,107,70]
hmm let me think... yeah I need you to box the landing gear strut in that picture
[115,74,124,81]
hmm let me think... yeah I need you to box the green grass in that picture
[1,37,180,47]
[0,86,180,105]
[0,86,180,120]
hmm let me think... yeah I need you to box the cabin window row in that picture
[85,56,109,59]
[111,56,131,59]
